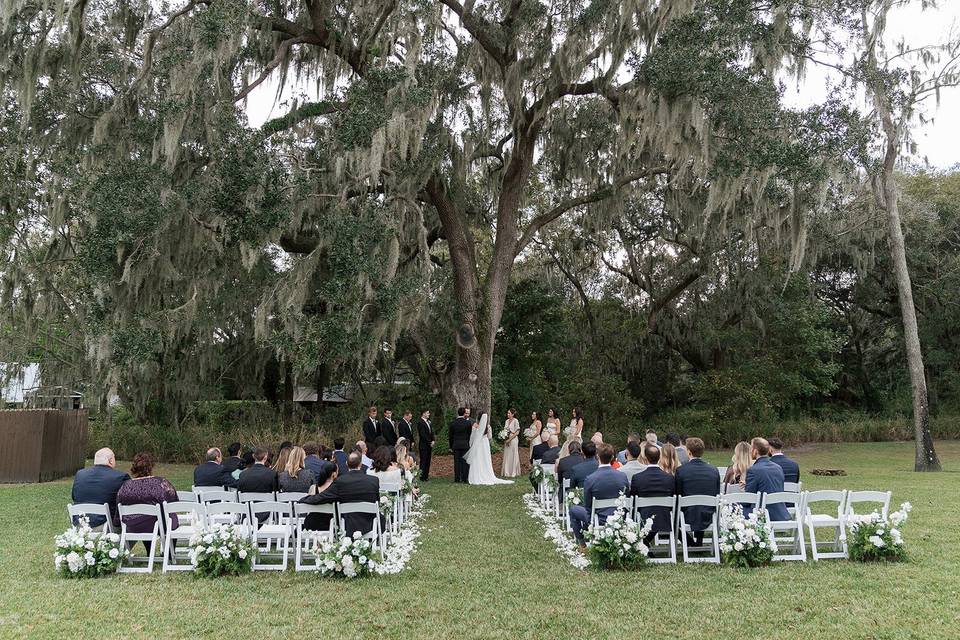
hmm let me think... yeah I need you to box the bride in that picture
[466,413,513,485]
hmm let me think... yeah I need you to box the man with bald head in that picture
[193,446,238,488]
[71,447,130,528]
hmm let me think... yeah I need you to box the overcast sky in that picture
[247,3,960,169]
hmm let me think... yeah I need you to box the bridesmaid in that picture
[544,407,562,440]
[559,407,584,459]
[525,411,543,463]
[501,409,521,478]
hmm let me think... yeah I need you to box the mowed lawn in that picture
[1,441,959,640]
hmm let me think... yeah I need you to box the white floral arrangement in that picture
[496,427,510,442]
[54,517,127,578]
[584,495,653,570]
[378,494,396,516]
[565,487,584,507]
[847,502,911,562]
[313,532,382,578]
[187,523,254,577]
[718,500,777,567]
[523,493,589,570]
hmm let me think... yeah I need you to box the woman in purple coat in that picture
[117,452,179,552]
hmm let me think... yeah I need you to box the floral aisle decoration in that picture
[583,495,653,570]
[188,523,255,577]
[54,517,127,578]
[565,487,584,508]
[847,502,911,562]
[376,494,432,575]
[529,464,545,485]
[718,501,777,568]
[378,494,396,516]
[522,492,590,570]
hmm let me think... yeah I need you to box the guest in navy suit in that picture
[71,448,130,528]
[555,441,584,496]
[193,448,239,488]
[568,444,628,545]
[767,437,800,483]
[332,437,349,475]
[303,441,325,477]
[568,440,599,489]
[675,437,720,545]
[630,444,677,544]
[744,438,789,521]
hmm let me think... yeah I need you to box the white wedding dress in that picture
[466,414,513,485]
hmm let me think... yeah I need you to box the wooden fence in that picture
[0,409,89,483]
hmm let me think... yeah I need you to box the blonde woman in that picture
[271,445,292,473]
[501,409,521,477]
[279,446,316,492]
[395,438,416,471]
[723,441,752,488]
[659,443,680,475]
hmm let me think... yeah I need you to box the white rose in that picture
[108,548,119,559]
[238,549,247,559]
[84,552,96,566]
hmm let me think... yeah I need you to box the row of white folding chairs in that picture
[67,499,384,573]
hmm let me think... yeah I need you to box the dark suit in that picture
[540,446,561,464]
[631,466,677,542]
[71,465,131,527]
[675,457,720,541]
[569,466,628,544]
[770,453,800,483]
[381,418,398,446]
[556,453,585,494]
[193,461,238,488]
[531,442,552,462]
[449,417,473,483]
[362,416,380,447]
[300,469,381,535]
[745,457,789,521]
[222,456,245,474]
[237,463,278,493]
[398,419,414,443]
[568,458,600,489]
[304,454,324,478]
[333,450,349,475]
[417,418,434,481]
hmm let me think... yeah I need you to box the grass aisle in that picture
[2,442,959,639]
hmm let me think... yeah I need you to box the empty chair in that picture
[250,502,292,571]
[204,502,251,529]
[784,481,803,494]
[845,490,892,519]
[199,489,238,504]
[117,503,164,573]
[293,502,337,571]
[804,490,848,560]
[162,501,206,572]
[67,503,114,534]
[762,492,806,561]
[176,490,198,502]
[634,495,677,564]
[338,502,384,554]
[677,495,721,564]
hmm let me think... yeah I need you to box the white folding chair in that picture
[176,491,197,502]
[634,496,677,564]
[162,501,206,572]
[762,492,807,561]
[204,502,251,530]
[784,481,803,493]
[117,504,164,573]
[379,481,403,536]
[192,485,225,499]
[559,479,572,530]
[723,483,745,494]
[845,490,892,519]
[589,497,621,528]
[239,491,277,503]
[338,502,384,554]
[539,465,557,509]
[199,489,239,505]
[293,503,337,571]
[717,466,728,480]
[276,491,308,503]
[67,503,114,534]
[782,481,802,516]
[678,495,721,564]
[250,502,292,570]
[725,492,762,509]
[804,490,848,560]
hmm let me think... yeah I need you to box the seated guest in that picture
[117,452,178,548]
[677,434,690,464]
[568,440,599,489]
[237,447,278,492]
[744,438,789,521]
[303,441,324,477]
[630,445,677,544]
[617,432,642,465]
[568,444,627,545]
[193,447,238,488]
[271,444,292,474]
[303,461,339,532]
[71,447,130,528]
[332,438,349,474]
[279,446,316,492]
[531,437,552,462]
[355,441,374,469]
[300,451,381,535]
[367,446,403,485]
[723,441,752,487]
[675,437,720,545]
[222,442,245,474]
[768,437,800,483]
[619,441,648,483]
[556,441,584,491]
[590,432,604,446]
[395,438,416,471]
[666,433,689,464]
[645,429,661,448]
[241,448,256,468]
[659,443,680,475]
[540,434,562,464]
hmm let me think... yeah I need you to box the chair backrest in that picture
[846,490,892,517]
[238,491,276,503]
[276,491,308,503]
[176,491,198,502]
[562,478,571,490]
[338,502,379,516]
[724,492,761,506]
[192,485,224,494]
[634,496,676,509]
[762,492,803,517]
[784,481,802,493]
[250,501,292,521]
[163,501,205,526]
[804,490,846,516]
[678,495,719,509]
[294,502,337,518]
[204,502,250,523]
[118,503,164,533]
[590,497,621,517]
[717,466,728,479]
[723,483,743,494]
[67,503,111,527]
[541,464,556,475]
[379,482,402,493]
[199,489,237,504]
[532,458,542,465]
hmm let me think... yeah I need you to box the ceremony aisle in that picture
[2,442,960,639]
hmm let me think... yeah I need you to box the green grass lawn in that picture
[1,441,958,639]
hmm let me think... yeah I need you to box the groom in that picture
[449,407,474,483]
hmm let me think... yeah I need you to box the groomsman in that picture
[398,410,414,443]
[449,407,473,483]
[381,408,398,446]
[362,406,380,449]
[417,410,435,482]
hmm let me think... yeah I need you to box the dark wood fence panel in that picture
[0,410,88,483]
